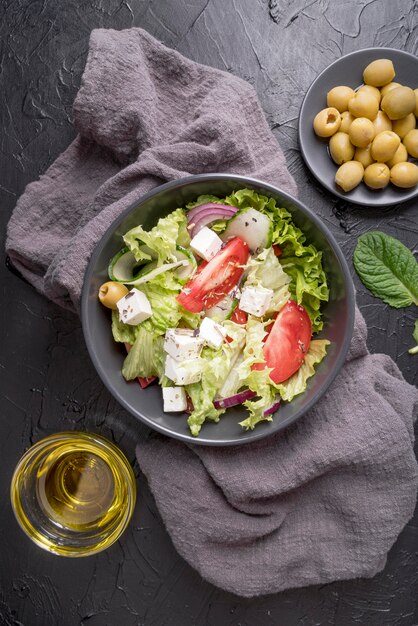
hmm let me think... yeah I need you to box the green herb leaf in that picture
[353,231,418,308]
[409,320,418,355]
[413,320,418,344]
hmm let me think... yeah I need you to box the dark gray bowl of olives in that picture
[299,48,418,206]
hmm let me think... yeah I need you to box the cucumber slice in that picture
[108,245,156,282]
[173,246,197,281]
[206,291,238,322]
[130,260,188,286]
[222,207,273,253]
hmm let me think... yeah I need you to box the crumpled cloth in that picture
[6,28,418,597]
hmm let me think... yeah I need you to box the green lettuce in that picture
[212,188,329,332]
[235,317,278,430]
[275,339,330,402]
[139,281,200,335]
[123,208,190,265]
[186,195,226,210]
[121,326,166,380]
[111,311,138,345]
[186,322,246,436]
[244,247,291,314]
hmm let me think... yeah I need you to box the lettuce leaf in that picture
[210,219,227,234]
[123,208,190,265]
[139,282,200,335]
[111,310,138,345]
[244,247,291,314]
[213,188,329,332]
[121,327,166,380]
[186,195,226,210]
[275,339,330,402]
[281,247,329,332]
[186,322,247,436]
[236,317,277,430]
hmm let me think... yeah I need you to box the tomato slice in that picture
[138,376,157,388]
[253,300,312,384]
[273,244,282,257]
[230,306,247,325]
[177,237,249,313]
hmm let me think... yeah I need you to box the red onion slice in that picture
[263,398,281,416]
[213,389,257,410]
[187,203,238,222]
[190,209,238,237]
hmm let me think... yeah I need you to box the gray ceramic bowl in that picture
[81,174,355,446]
[299,47,418,206]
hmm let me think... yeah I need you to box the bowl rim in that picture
[81,173,355,446]
[298,46,418,207]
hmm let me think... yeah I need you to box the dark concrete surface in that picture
[1,1,417,625]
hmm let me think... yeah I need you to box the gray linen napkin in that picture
[6,28,418,597]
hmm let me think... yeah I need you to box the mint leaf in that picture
[409,320,418,355]
[414,320,418,344]
[353,231,418,308]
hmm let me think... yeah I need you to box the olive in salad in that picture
[98,188,330,436]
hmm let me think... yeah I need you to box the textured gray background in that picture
[1,1,417,625]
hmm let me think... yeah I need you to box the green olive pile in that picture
[313,59,418,192]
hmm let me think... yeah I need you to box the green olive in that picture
[335,161,364,192]
[370,131,400,162]
[340,111,355,134]
[380,82,401,99]
[373,111,392,134]
[386,143,408,168]
[313,107,341,137]
[98,281,129,310]
[329,132,355,165]
[414,88,418,117]
[390,162,418,188]
[357,85,381,104]
[363,163,390,189]
[354,145,374,168]
[349,117,375,148]
[392,113,416,139]
[327,86,356,112]
[403,128,418,158]
[381,86,416,120]
[363,59,395,87]
[348,90,379,120]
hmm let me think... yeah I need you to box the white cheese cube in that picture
[164,328,204,360]
[117,288,152,325]
[165,355,202,385]
[189,227,223,261]
[162,387,187,412]
[239,285,274,317]
[199,317,227,349]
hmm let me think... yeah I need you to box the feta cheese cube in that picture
[165,355,202,385]
[189,227,223,261]
[199,317,227,349]
[162,387,187,412]
[117,288,152,325]
[239,285,274,317]
[164,328,204,360]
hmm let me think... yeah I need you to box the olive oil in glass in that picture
[10,432,136,556]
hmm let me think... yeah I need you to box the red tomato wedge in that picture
[230,306,247,325]
[138,376,157,388]
[226,306,247,342]
[253,300,312,384]
[177,237,249,313]
[273,244,282,257]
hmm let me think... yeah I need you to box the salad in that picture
[98,188,330,437]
